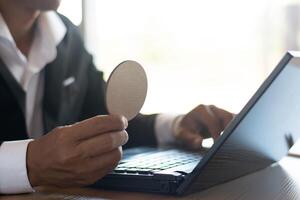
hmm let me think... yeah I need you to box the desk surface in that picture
[1,156,300,200]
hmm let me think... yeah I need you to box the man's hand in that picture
[27,115,128,187]
[173,105,234,149]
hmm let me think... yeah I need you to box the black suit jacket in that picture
[0,14,157,148]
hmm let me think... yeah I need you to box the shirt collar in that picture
[26,11,66,74]
[0,11,67,91]
[37,11,67,47]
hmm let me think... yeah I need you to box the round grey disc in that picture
[106,60,148,120]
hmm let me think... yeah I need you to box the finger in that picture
[175,128,203,150]
[84,148,122,178]
[71,115,128,140]
[210,105,234,129]
[73,148,123,186]
[197,105,223,140]
[91,147,122,173]
[79,131,128,157]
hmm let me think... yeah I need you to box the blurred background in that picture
[58,0,300,114]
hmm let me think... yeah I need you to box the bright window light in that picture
[81,0,298,114]
[58,0,82,26]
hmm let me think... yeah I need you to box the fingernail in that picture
[124,131,129,144]
[121,131,129,145]
[121,116,128,129]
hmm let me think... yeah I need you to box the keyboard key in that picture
[115,149,202,173]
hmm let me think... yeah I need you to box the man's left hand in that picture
[173,105,234,149]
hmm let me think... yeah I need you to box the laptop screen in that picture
[178,52,300,194]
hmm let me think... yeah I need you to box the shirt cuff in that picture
[155,113,183,146]
[0,139,34,194]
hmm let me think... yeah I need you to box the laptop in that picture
[92,51,300,195]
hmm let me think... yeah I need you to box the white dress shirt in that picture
[0,11,177,194]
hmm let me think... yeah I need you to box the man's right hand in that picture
[26,115,128,188]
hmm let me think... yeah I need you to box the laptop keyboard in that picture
[113,149,201,175]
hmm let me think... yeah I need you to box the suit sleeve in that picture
[79,58,158,148]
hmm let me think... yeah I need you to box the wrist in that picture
[172,115,185,137]
[26,140,41,187]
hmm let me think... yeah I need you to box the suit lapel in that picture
[0,59,25,115]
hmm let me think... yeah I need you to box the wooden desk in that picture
[1,156,300,200]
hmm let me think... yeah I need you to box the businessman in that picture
[0,0,233,194]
